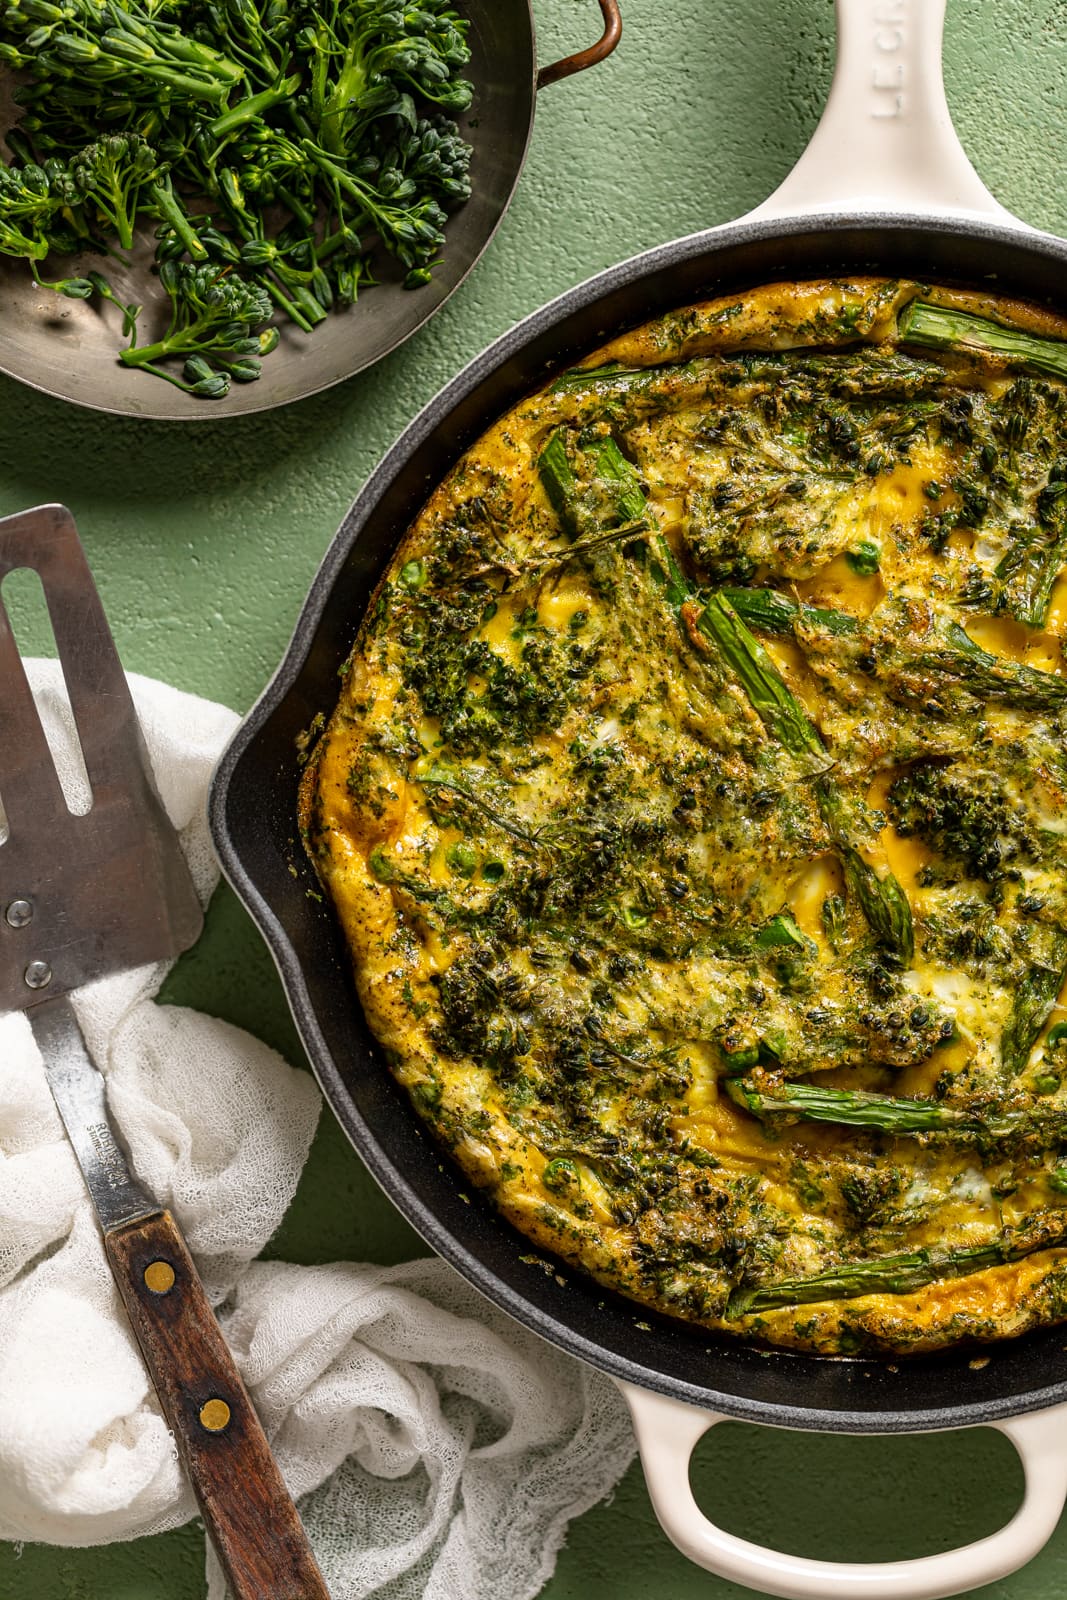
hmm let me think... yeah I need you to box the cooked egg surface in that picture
[302,278,1067,1354]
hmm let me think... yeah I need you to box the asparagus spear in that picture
[696,595,915,962]
[539,431,692,606]
[899,303,1067,626]
[595,432,648,524]
[899,300,1067,385]
[722,587,1067,712]
[1001,935,1067,1079]
[726,1077,1064,1139]
[726,1218,1067,1317]
[721,587,859,640]
[695,593,826,760]
[538,429,650,540]
[538,430,587,539]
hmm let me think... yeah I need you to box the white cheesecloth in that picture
[0,661,636,1597]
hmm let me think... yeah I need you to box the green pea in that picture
[1033,1073,1060,1095]
[446,841,477,878]
[845,539,881,576]
[481,861,505,882]
[399,558,426,591]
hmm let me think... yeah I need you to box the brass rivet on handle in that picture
[143,1260,176,1294]
[199,1398,232,1433]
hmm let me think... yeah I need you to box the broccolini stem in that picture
[1000,936,1067,1079]
[271,272,328,327]
[900,299,1067,383]
[120,338,193,367]
[1,224,48,261]
[278,185,317,232]
[727,1220,1067,1317]
[148,180,208,260]
[209,74,303,139]
[259,276,316,334]
[48,36,236,104]
[726,1078,1059,1139]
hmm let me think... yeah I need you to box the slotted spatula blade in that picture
[0,503,202,1009]
[0,504,330,1600]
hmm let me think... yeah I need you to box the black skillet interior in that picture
[212,212,1067,1435]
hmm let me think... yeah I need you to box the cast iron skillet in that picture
[0,0,620,420]
[210,4,1067,1594]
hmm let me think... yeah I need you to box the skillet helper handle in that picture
[537,0,621,90]
[621,1382,1067,1600]
[106,1211,331,1600]
[749,0,1015,223]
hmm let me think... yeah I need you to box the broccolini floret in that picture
[0,157,76,259]
[886,762,1037,886]
[0,0,474,397]
[70,132,159,249]
[119,260,274,395]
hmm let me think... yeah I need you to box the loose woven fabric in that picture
[0,661,635,1597]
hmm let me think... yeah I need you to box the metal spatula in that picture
[0,504,329,1600]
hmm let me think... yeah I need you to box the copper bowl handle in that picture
[537,0,621,90]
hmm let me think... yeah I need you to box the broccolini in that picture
[0,0,474,397]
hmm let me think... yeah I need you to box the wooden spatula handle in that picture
[106,1210,330,1600]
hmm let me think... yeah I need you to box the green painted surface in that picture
[1,0,1066,1594]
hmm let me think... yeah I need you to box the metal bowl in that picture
[0,0,620,419]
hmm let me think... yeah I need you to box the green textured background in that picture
[2,1,1067,1594]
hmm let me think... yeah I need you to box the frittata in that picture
[301,277,1067,1354]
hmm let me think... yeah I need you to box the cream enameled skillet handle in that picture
[621,1383,1067,1600]
[748,0,1019,224]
